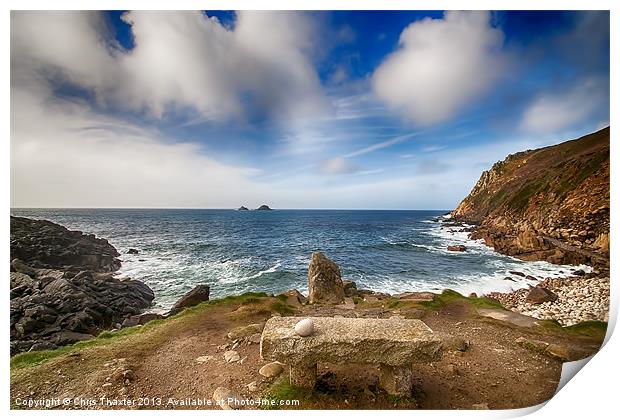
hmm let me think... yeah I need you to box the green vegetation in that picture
[352,296,362,305]
[564,320,608,338]
[261,376,315,409]
[419,289,504,310]
[270,301,296,316]
[537,319,607,340]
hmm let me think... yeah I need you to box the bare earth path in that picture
[11,292,604,410]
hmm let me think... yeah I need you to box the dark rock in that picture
[29,341,58,352]
[572,269,586,276]
[447,245,466,252]
[9,217,156,356]
[169,285,210,315]
[256,205,272,210]
[525,287,558,304]
[307,252,344,304]
[10,216,121,272]
[525,275,537,281]
[122,312,164,328]
[342,280,358,297]
[238,206,249,211]
[11,259,37,277]
[127,248,139,255]
[279,289,307,305]
[504,277,515,282]
[509,271,526,277]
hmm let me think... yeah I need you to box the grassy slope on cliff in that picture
[453,127,609,222]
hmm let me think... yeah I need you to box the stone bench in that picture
[260,316,442,396]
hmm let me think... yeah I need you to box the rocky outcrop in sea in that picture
[10,216,155,355]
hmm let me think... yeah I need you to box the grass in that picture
[418,289,505,311]
[564,320,608,338]
[11,291,269,370]
[261,376,314,410]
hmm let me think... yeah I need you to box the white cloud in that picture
[11,11,326,123]
[10,83,270,208]
[519,78,606,134]
[372,11,507,125]
[319,157,360,175]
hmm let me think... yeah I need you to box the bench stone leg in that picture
[290,364,317,388]
[379,364,413,396]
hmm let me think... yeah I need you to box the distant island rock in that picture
[256,205,273,211]
[237,206,249,211]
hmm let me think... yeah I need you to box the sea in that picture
[10,209,590,311]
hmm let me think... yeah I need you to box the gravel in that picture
[487,275,609,326]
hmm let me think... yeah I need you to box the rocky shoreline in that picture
[438,217,610,327]
[10,216,155,355]
[10,214,610,357]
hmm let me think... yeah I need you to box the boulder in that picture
[509,271,526,277]
[212,387,241,410]
[256,205,272,210]
[237,206,249,211]
[127,248,139,255]
[122,312,164,328]
[11,259,37,277]
[572,269,586,276]
[169,285,210,315]
[278,289,307,305]
[525,287,558,304]
[259,361,284,378]
[224,350,240,363]
[447,245,466,252]
[307,252,344,304]
[342,280,358,297]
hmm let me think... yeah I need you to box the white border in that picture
[2,1,617,419]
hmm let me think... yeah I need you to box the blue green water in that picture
[10,209,588,310]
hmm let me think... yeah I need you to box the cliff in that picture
[452,127,609,267]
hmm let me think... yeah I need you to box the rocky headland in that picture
[10,216,155,355]
[452,127,609,268]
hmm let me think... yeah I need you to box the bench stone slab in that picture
[260,316,442,395]
[261,316,442,366]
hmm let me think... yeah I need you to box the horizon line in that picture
[10,206,453,212]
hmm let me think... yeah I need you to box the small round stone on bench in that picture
[294,318,314,337]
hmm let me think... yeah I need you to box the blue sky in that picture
[10,11,610,209]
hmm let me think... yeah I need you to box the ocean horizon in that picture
[10,208,590,311]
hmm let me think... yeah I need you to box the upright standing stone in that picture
[307,252,345,304]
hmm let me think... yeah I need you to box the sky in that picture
[10,10,610,209]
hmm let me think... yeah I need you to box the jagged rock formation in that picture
[168,284,210,315]
[238,206,249,211]
[256,205,272,210]
[452,127,609,268]
[10,216,154,355]
[308,252,345,304]
[11,216,121,272]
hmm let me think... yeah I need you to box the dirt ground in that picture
[10,292,605,410]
